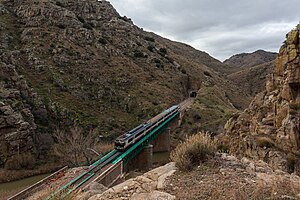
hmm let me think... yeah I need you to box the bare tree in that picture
[52,125,98,166]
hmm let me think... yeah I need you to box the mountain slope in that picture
[0,0,250,169]
[228,60,275,96]
[224,50,277,70]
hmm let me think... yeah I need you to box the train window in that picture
[128,138,133,143]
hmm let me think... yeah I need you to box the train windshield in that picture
[115,141,125,147]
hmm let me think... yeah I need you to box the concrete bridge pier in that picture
[151,128,171,153]
[126,144,153,171]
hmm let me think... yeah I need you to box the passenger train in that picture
[114,105,179,151]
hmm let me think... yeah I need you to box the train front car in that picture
[114,123,150,151]
[114,105,179,151]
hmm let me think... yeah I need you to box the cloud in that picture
[109,0,300,61]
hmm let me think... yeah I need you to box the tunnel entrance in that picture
[189,90,197,98]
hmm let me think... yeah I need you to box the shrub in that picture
[217,143,229,153]
[171,132,217,171]
[133,50,146,58]
[118,16,131,22]
[287,153,296,173]
[77,16,85,23]
[204,71,212,77]
[255,136,275,148]
[55,1,63,7]
[83,22,93,30]
[159,48,167,55]
[152,58,161,64]
[147,45,155,52]
[98,37,108,45]
[5,153,36,170]
[57,24,66,29]
[145,36,155,42]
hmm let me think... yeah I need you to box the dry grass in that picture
[0,188,27,200]
[252,178,300,200]
[255,136,275,148]
[4,153,36,170]
[165,160,300,200]
[0,162,60,183]
[36,187,79,200]
[170,132,217,171]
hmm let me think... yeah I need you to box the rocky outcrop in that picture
[0,63,37,167]
[78,162,177,200]
[224,24,300,173]
[165,153,300,199]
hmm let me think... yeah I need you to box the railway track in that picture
[47,150,121,199]
[47,101,191,199]
[178,98,194,111]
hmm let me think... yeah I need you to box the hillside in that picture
[224,50,277,70]
[0,0,251,172]
[228,60,275,96]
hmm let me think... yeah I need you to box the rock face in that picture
[0,63,37,167]
[224,24,300,173]
[84,162,177,200]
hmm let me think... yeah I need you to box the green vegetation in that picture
[144,36,155,42]
[133,50,147,58]
[77,16,85,23]
[83,22,93,30]
[57,24,66,29]
[159,47,167,56]
[98,37,108,45]
[147,45,155,52]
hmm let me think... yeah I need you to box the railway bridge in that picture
[9,99,193,200]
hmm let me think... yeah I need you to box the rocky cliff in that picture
[224,24,300,172]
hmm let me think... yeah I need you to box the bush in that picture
[159,48,167,55]
[77,16,85,23]
[57,24,66,29]
[118,16,131,22]
[133,50,146,58]
[145,36,155,42]
[171,132,217,171]
[204,71,212,77]
[147,45,155,52]
[255,136,275,148]
[5,153,36,170]
[55,1,63,7]
[83,22,93,30]
[217,143,229,153]
[98,37,108,45]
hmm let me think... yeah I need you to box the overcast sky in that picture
[109,0,299,61]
